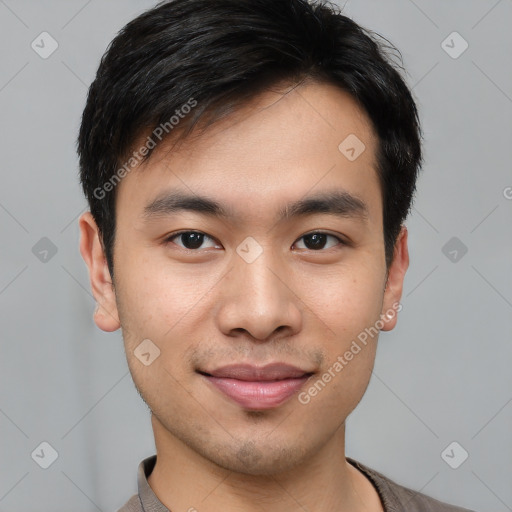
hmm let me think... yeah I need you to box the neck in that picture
[147,415,383,512]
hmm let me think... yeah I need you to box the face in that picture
[80,80,408,476]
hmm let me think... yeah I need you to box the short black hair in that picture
[77,0,423,280]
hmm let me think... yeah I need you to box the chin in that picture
[205,439,309,476]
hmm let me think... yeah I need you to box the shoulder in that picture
[347,457,478,512]
[116,493,142,512]
[380,479,477,512]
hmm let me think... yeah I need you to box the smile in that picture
[197,363,314,410]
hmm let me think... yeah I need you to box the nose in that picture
[214,245,303,342]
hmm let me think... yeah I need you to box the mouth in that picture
[197,363,315,410]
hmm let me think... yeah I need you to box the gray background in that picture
[0,0,511,511]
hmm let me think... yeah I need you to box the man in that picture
[77,0,477,510]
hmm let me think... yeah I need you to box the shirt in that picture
[117,455,478,512]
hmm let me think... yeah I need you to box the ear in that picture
[380,225,409,332]
[78,212,120,332]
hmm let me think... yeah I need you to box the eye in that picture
[163,230,346,252]
[293,232,344,251]
[164,231,220,250]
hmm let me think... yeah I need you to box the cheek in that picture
[294,261,384,342]
[114,263,199,405]
[115,253,207,334]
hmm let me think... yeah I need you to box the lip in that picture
[198,363,314,410]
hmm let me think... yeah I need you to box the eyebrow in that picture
[142,190,370,224]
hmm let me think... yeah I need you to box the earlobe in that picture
[380,225,409,332]
[78,212,121,332]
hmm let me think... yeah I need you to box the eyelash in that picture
[163,230,347,252]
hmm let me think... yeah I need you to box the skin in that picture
[80,80,409,512]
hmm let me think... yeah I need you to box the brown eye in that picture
[165,231,218,250]
[294,232,344,251]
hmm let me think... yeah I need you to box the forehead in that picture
[117,81,382,227]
